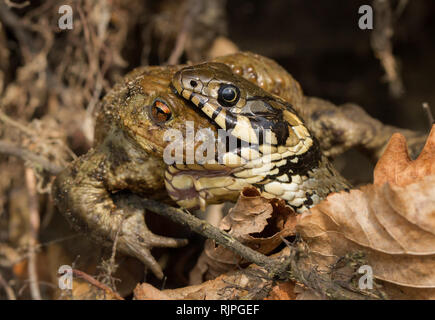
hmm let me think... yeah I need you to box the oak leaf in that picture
[297,126,435,299]
[189,187,297,284]
[374,124,435,186]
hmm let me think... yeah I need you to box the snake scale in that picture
[166,60,350,213]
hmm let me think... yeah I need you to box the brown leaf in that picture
[142,248,293,300]
[264,281,297,300]
[297,176,435,298]
[297,129,435,299]
[136,271,265,300]
[221,188,297,254]
[374,124,435,186]
[189,187,297,284]
[188,239,244,284]
[220,187,273,239]
[133,283,171,300]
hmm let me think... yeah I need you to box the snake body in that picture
[166,62,350,212]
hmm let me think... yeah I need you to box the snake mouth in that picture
[164,164,244,210]
[163,136,329,212]
[169,67,349,213]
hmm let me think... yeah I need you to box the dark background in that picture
[225,0,434,131]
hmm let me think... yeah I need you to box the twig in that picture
[0,1,34,57]
[76,3,110,144]
[4,0,30,9]
[166,0,202,65]
[289,249,384,300]
[0,140,63,174]
[0,243,21,268]
[0,110,77,162]
[371,0,404,98]
[280,237,386,300]
[422,102,434,127]
[166,1,190,65]
[97,223,122,291]
[139,198,291,279]
[167,29,188,65]
[0,110,35,136]
[25,168,42,300]
[139,198,385,299]
[0,272,16,300]
[71,269,124,300]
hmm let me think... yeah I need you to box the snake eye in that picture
[218,84,240,106]
[150,100,172,123]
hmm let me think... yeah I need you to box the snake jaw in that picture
[164,144,350,213]
[164,164,243,210]
[169,64,351,213]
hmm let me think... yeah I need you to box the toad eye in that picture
[218,84,240,107]
[150,100,172,123]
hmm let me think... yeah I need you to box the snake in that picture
[166,61,350,213]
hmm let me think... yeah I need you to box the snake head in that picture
[172,62,312,149]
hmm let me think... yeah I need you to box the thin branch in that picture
[0,110,35,136]
[97,222,122,291]
[25,168,42,300]
[166,0,202,65]
[422,102,434,127]
[71,269,124,300]
[0,140,63,174]
[4,0,30,9]
[167,29,188,65]
[139,198,385,300]
[139,198,290,278]
[0,272,16,300]
[0,1,34,57]
[371,0,404,98]
[0,110,77,162]
[281,238,386,300]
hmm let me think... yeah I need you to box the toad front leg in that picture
[52,147,187,279]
